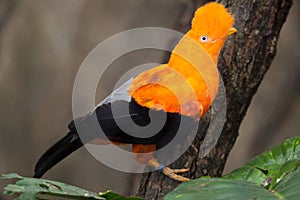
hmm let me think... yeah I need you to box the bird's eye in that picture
[200,35,209,43]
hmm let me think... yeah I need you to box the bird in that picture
[33,2,236,182]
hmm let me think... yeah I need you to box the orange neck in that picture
[167,34,218,70]
[167,35,220,102]
[128,35,220,118]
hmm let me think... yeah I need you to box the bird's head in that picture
[187,2,237,63]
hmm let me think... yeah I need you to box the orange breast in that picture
[128,35,219,119]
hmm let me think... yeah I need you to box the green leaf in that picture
[99,190,142,200]
[273,167,300,200]
[164,168,300,200]
[164,177,281,200]
[164,136,300,200]
[1,173,143,200]
[224,136,300,188]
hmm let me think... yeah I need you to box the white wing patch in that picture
[95,78,133,109]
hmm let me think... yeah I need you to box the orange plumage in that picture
[129,2,236,118]
[33,2,237,183]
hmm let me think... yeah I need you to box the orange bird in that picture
[34,2,236,182]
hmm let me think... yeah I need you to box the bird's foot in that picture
[147,159,190,182]
[162,166,190,182]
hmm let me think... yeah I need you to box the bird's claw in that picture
[162,167,190,182]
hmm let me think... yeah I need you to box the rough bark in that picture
[136,0,293,199]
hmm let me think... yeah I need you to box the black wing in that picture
[34,78,196,178]
[69,99,183,145]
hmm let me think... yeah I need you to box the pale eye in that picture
[200,35,209,43]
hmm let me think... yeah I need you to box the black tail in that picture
[33,131,83,178]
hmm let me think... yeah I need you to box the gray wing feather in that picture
[94,78,133,110]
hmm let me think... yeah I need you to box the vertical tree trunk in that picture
[136,0,293,199]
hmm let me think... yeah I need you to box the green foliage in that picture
[1,173,142,200]
[224,136,300,188]
[164,136,300,200]
[2,137,299,200]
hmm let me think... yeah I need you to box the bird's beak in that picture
[227,27,237,36]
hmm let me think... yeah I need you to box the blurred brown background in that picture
[0,0,299,198]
